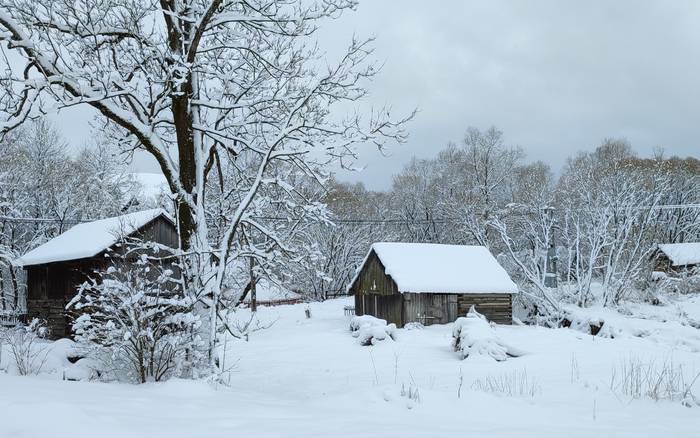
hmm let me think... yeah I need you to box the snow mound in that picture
[452,307,520,361]
[350,315,396,346]
[63,357,100,381]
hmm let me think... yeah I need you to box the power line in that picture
[2,202,700,226]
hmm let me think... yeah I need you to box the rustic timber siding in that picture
[350,248,514,327]
[355,294,403,326]
[24,214,177,339]
[653,253,674,274]
[457,294,512,325]
[403,293,458,326]
[351,251,398,296]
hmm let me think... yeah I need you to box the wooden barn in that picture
[347,243,518,327]
[653,242,700,274]
[16,209,177,339]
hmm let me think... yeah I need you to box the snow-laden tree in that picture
[0,0,410,361]
[487,162,562,322]
[556,140,670,306]
[0,121,131,311]
[68,250,201,383]
[456,126,524,246]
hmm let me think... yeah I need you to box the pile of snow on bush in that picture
[452,306,520,361]
[350,315,396,346]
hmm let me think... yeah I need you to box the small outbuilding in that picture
[654,242,700,274]
[347,243,518,327]
[16,209,177,338]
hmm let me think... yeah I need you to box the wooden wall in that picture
[26,259,96,338]
[349,251,399,296]
[456,294,512,325]
[402,293,457,326]
[355,294,403,326]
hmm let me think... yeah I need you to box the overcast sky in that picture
[52,0,700,191]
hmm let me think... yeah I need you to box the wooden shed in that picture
[653,242,700,274]
[17,209,177,339]
[347,243,517,327]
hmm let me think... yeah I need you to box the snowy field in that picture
[2,296,700,438]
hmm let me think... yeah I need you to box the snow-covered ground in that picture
[2,296,700,438]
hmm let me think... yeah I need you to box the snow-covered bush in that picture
[452,307,520,361]
[68,256,202,383]
[350,315,396,346]
[0,319,49,375]
[649,269,700,297]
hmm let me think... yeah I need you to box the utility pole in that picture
[242,224,257,312]
[544,206,558,288]
[249,255,257,312]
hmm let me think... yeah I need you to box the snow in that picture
[350,242,518,294]
[658,242,700,267]
[16,209,172,266]
[2,295,699,437]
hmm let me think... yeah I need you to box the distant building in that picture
[16,209,177,339]
[653,242,700,274]
[241,279,302,307]
[347,243,518,327]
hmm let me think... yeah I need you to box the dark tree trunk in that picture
[171,72,197,251]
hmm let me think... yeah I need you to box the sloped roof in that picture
[349,242,518,294]
[657,242,700,267]
[17,209,173,266]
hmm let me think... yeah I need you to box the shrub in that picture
[0,319,49,376]
[68,256,201,383]
[609,357,700,407]
[472,369,541,398]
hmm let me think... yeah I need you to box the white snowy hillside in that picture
[352,242,518,294]
[1,295,699,438]
[16,209,172,266]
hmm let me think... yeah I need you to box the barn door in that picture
[376,295,402,327]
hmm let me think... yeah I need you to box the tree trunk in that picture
[172,86,197,251]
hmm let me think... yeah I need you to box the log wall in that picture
[457,294,512,325]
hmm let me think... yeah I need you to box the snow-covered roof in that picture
[17,209,173,266]
[350,242,518,295]
[657,242,700,267]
